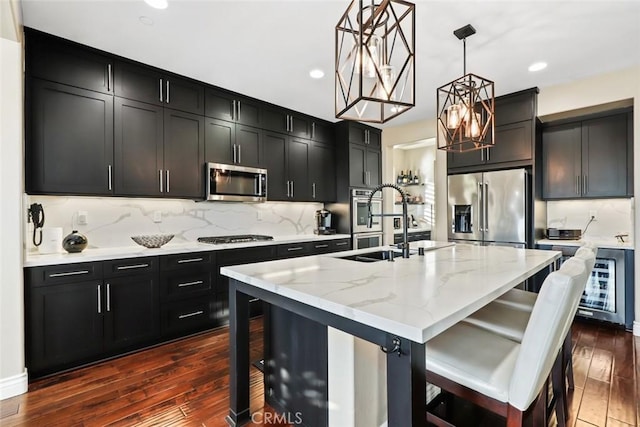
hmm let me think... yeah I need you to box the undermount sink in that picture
[337,250,404,263]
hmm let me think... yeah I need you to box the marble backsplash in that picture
[25,195,324,252]
[546,198,634,242]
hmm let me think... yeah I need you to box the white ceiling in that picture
[20,0,640,128]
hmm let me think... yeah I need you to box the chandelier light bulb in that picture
[447,104,461,129]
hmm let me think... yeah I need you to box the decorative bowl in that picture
[131,234,174,248]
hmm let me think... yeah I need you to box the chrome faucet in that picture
[367,183,410,258]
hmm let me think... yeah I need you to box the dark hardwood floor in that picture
[0,319,637,426]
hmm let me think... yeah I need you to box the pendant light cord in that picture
[462,37,466,75]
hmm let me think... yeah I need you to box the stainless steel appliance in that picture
[448,168,528,247]
[352,189,382,234]
[350,189,383,249]
[552,245,626,327]
[198,235,273,244]
[314,209,335,235]
[206,163,267,202]
[546,228,582,240]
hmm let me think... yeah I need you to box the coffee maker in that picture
[314,209,335,235]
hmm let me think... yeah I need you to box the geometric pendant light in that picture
[437,24,495,152]
[335,0,415,123]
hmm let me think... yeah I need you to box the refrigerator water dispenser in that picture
[453,205,472,233]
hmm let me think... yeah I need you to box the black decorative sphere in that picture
[62,230,88,253]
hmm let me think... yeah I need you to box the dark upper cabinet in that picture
[114,97,164,197]
[204,118,262,167]
[27,79,114,196]
[114,61,204,115]
[26,29,113,94]
[335,121,382,198]
[263,132,312,201]
[310,119,335,144]
[163,109,205,198]
[204,88,261,127]
[447,88,538,173]
[262,106,311,139]
[542,112,632,199]
[114,98,204,198]
[310,142,336,202]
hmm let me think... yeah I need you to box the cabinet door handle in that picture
[583,175,587,195]
[159,78,163,103]
[97,284,102,314]
[481,148,484,161]
[290,180,294,198]
[116,263,149,270]
[166,80,170,104]
[237,100,241,120]
[177,257,204,264]
[237,145,241,164]
[179,310,204,319]
[108,165,113,191]
[159,169,164,193]
[576,175,580,195]
[178,280,204,288]
[486,148,490,161]
[312,122,315,139]
[336,242,348,246]
[232,100,236,121]
[315,244,329,249]
[287,246,304,251]
[249,298,259,303]
[106,283,111,312]
[166,170,170,193]
[312,182,316,199]
[49,270,90,278]
[232,144,237,163]
[107,64,112,91]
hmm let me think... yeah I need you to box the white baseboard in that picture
[634,321,640,337]
[0,369,28,400]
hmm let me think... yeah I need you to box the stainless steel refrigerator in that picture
[448,168,529,247]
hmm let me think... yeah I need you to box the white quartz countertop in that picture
[24,234,351,267]
[221,242,561,343]
[536,238,633,250]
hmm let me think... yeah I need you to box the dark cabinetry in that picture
[542,111,633,199]
[263,132,312,201]
[262,107,310,138]
[114,99,204,198]
[310,142,336,201]
[26,258,159,378]
[159,252,216,337]
[447,88,537,173]
[205,88,261,127]
[114,61,204,115]
[204,118,262,167]
[336,121,382,197]
[393,230,431,244]
[27,79,114,195]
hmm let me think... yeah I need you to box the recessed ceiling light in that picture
[139,16,154,25]
[528,62,548,72]
[144,0,168,10]
[309,69,325,79]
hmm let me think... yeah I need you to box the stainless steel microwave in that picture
[206,163,267,202]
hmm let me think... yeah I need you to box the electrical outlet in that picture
[589,210,597,220]
[77,211,88,225]
[153,210,162,223]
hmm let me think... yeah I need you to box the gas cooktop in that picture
[197,235,274,245]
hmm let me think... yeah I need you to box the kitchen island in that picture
[221,242,561,427]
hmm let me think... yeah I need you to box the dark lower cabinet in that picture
[27,280,104,376]
[27,79,114,195]
[393,231,431,244]
[161,296,217,337]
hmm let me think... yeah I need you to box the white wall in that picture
[0,0,27,398]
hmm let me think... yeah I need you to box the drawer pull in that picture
[49,270,90,278]
[177,280,204,288]
[116,263,149,270]
[336,242,348,246]
[249,298,259,303]
[178,310,204,319]
[287,246,304,251]
[315,244,329,249]
[177,257,204,264]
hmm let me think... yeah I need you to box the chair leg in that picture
[552,352,568,427]
[564,331,575,391]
